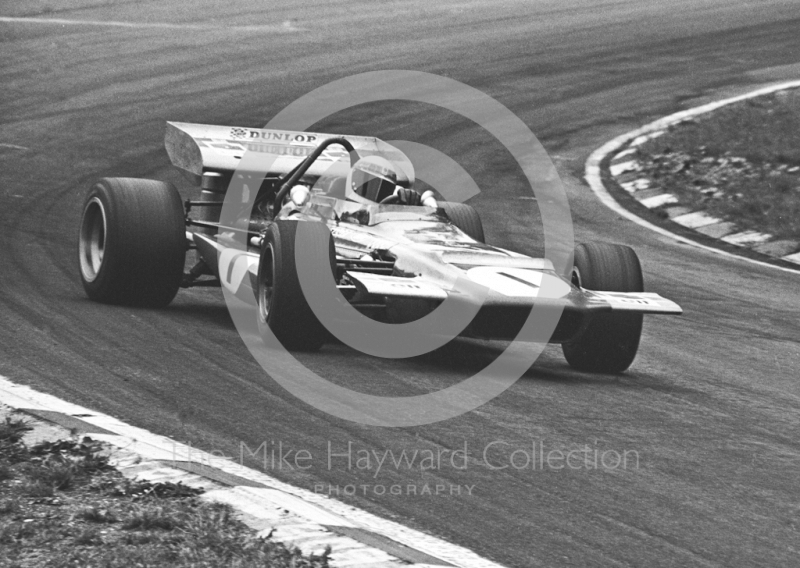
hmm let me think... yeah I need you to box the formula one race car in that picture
[77,122,681,372]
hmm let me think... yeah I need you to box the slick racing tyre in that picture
[562,242,644,373]
[440,202,485,243]
[78,178,186,307]
[257,220,335,351]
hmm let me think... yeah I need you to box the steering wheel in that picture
[378,194,400,205]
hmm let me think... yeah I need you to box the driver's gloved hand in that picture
[396,187,421,205]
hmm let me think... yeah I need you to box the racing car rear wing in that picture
[165,122,415,187]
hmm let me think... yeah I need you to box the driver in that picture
[389,185,422,205]
[350,160,421,205]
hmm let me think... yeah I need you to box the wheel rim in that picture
[571,267,583,289]
[79,197,106,283]
[258,243,275,324]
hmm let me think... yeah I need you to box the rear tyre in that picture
[257,220,334,351]
[440,202,485,243]
[78,178,186,307]
[562,242,644,373]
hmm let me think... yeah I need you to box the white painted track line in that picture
[721,231,772,246]
[639,193,678,209]
[671,211,721,229]
[0,16,302,32]
[782,251,800,264]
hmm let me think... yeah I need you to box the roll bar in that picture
[272,137,358,216]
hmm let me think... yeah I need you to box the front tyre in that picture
[439,202,485,243]
[78,178,186,308]
[562,242,644,373]
[257,220,334,351]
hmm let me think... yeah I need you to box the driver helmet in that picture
[350,160,397,202]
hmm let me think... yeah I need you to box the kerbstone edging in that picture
[585,80,800,273]
[0,376,506,568]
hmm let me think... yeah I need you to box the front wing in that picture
[347,271,682,315]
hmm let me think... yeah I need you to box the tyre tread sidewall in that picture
[79,178,185,307]
[563,242,644,373]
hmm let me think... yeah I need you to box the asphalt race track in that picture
[2,1,800,566]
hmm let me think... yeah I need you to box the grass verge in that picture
[634,89,800,240]
[0,415,330,567]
